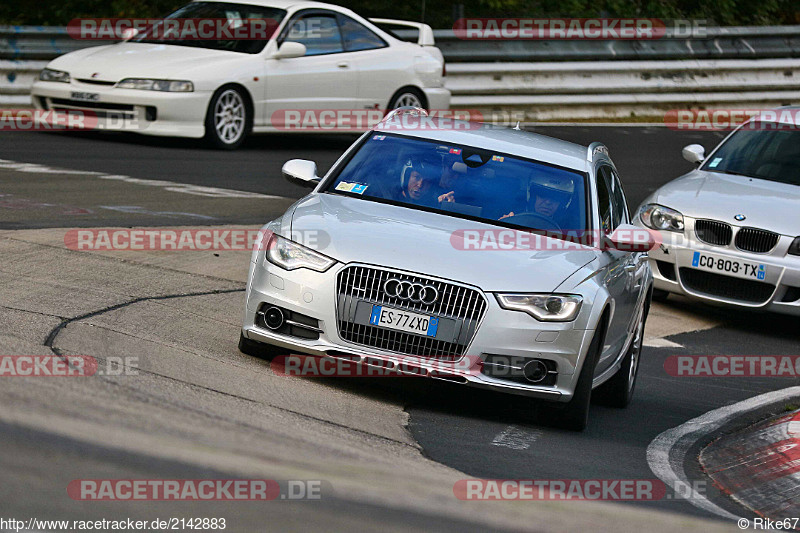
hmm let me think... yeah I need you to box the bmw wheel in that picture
[205,86,251,150]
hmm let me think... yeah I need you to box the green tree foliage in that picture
[1,0,796,26]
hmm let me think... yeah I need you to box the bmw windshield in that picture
[325,133,589,235]
[702,121,800,186]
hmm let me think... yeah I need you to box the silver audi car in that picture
[635,109,800,315]
[240,111,654,430]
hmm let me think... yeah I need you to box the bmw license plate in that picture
[690,251,767,280]
[369,305,439,337]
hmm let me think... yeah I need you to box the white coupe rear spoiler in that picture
[368,18,435,46]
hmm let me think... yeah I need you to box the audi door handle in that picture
[337,62,349,69]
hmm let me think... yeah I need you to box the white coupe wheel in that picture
[389,89,425,110]
[206,87,249,149]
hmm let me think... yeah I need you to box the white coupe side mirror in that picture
[274,42,307,59]
[682,144,705,165]
[282,159,319,188]
[121,28,139,41]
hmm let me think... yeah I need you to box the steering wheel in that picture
[500,211,563,233]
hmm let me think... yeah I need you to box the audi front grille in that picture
[695,219,733,246]
[735,227,780,254]
[335,265,487,361]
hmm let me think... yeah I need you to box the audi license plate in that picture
[690,251,767,280]
[369,305,439,337]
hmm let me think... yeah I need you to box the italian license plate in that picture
[369,305,439,337]
[691,251,767,280]
[70,91,100,102]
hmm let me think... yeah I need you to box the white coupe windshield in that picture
[134,2,286,54]
[702,122,800,186]
[326,134,589,235]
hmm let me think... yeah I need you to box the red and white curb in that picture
[700,409,800,522]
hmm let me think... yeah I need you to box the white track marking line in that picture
[491,425,542,450]
[646,386,800,520]
[644,338,683,348]
[0,159,286,199]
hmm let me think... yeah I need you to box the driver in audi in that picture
[500,173,575,226]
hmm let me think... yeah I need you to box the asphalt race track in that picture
[1,126,796,531]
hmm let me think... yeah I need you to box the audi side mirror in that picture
[682,144,705,165]
[282,159,319,188]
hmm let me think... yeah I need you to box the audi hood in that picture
[287,193,598,292]
[640,169,800,236]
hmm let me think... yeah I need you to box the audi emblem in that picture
[383,278,439,305]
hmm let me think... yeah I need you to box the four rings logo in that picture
[383,279,439,305]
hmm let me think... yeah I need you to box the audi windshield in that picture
[325,134,589,235]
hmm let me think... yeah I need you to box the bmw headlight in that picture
[266,235,335,272]
[639,204,684,233]
[39,68,70,83]
[788,236,800,256]
[116,79,194,92]
[495,294,583,322]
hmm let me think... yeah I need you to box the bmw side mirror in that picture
[682,144,705,165]
[605,224,660,252]
[282,159,319,188]
[273,42,307,59]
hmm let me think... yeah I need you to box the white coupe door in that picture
[265,12,359,129]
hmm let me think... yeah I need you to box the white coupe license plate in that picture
[369,305,439,337]
[70,91,100,102]
[690,251,767,280]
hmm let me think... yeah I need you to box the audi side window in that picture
[284,14,343,56]
[596,167,613,234]
[609,170,630,225]
[339,15,387,52]
[601,167,625,230]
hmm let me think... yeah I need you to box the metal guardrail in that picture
[2,25,800,118]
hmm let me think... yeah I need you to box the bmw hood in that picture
[48,42,238,81]
[289,194,597,292]
[644,170,800,236]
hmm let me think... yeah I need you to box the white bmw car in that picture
[635,109,800,315]
[31,0,449,148]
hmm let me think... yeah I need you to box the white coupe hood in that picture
[289,194,598,292]
[49,42,238,81]
[646,169,800,236]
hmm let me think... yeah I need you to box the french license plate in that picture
[691,251,767,280]
[70,91,100,102]
[369,305,439,337]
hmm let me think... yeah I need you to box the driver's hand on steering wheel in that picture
[499,211,514,220]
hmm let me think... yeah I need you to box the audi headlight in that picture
[788,236,800,256]
[116,79,194,92]
[39,68,70,83]
[266,235,335,272]
[639,204,684,233]
[495,294,583,322]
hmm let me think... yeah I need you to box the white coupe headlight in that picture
[39,68,70,83]
[495,294,583,322]
[116,79,194,92]
[639,204,684,233]
[266,235,335,272]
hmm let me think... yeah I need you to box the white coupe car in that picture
[31,0,449,148]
